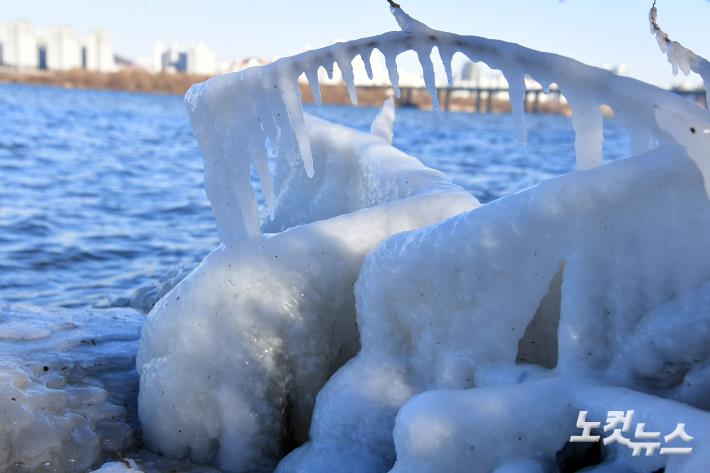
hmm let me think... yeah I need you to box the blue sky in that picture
[2,0,708,87]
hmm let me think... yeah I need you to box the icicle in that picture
[504,70,528,144]
[253,150,275,219]
[253,73,282,148]
[304,66,322,106]
[260,72,296,161]
[438,45,455,87]
[370,97,396,144]
[277,69,315,178]
[325,61,335,81]
[361,48,375,81]
[380,45,401,98]
[416,46,440,111]
[335,50,358,105]
[567,93,604,171]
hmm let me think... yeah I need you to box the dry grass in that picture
[0,68,571,114]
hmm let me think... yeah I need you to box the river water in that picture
[0,83,629,309]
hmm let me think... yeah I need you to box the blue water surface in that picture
[0,84,629,308]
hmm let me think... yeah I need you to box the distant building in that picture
[153,41,218,75]
[154,42,186,73]
[0,20,116,72]
[187,41,217,75]
[0,20,38,69]
[41,26,82,71]
[459,61,481,85]
[84,29,116,72]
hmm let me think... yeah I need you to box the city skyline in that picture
[1,0,708,88]
[0,18,517,88]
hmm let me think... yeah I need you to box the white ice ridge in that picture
[137,104,478,472]
[90,459,143,473]
[650,4,710,107]
[187,4,709,244]
[276,107,710,472]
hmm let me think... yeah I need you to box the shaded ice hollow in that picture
[133,3,710,473]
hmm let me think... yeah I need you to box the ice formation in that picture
[137,103,477,471]
[186,4,708,244]
[0,305,141,472]
[136,3,710,473]
[650,4,710,107]
[278,105,710,472]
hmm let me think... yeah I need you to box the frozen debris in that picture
[0,305,142,473]
[650,4,710,107]
[136,115,478,472]
[188,4,709,243]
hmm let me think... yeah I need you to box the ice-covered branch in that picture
[649,3,710,107]
[187,4,710,244]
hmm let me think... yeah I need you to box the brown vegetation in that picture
[0,68,209,95]
[0,68,572,114]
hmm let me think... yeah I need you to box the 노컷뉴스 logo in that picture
[570,410,693,456]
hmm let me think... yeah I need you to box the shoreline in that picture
[1,68,569,113]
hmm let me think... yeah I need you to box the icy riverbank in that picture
[4,3,709,473]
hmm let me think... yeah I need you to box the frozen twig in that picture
[649,2,710,107]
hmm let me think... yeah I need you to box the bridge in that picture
[357,84,707,113]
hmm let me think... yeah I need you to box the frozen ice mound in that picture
[136,3,710,472]
[136,105,478,471]
[0,305,141,472]
[391,377,710,473]
[278,110,710,472]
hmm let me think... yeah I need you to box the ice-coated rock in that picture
[136,107,477,472]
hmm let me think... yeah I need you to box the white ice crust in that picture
[279,114,710,471]
[136,4,710,473]
[0,306,141,473]
[90,459,142,473]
